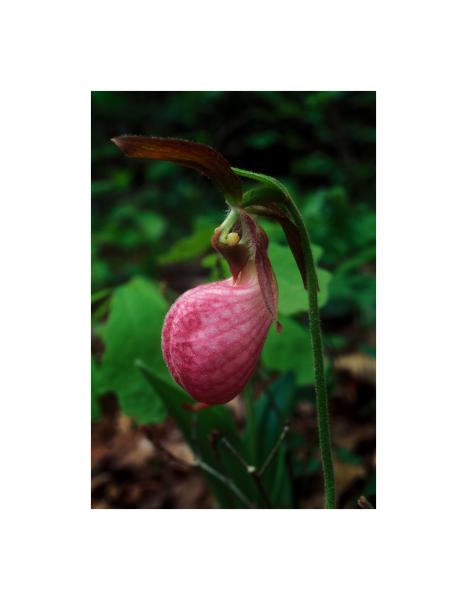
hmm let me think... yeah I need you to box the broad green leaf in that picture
[157,225,213,265]
[261,215,324,263]
[268,242,331,315]
[259,220,286,244]
[137,361,261,508]
[262,316,314,385]
[100,277,169,424]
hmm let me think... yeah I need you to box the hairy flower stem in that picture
[288,202,336,509]
[233,168,336,509]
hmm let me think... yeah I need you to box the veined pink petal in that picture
[162,268,276,405]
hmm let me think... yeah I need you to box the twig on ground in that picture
[196,459,255,509]
[219,437,272,508]
[258,421,291,478]
[191,416,255,509]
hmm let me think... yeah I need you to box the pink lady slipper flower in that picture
[162,210,280,408]
[111,135,304,410]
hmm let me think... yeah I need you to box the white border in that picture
[1,1,466,598]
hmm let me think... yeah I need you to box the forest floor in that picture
[91,349,375,509]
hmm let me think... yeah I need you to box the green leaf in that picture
[157,225,213,265]
[268,242,331,315]
[91,258,112,291]
[201,253,230,281]
[91,288,111,304]
[91,169,131,197]
[328,271,376,326]
[100,277,169,424]
[136,361,261,508]
[262,316,314,385]
[135,211,166,241]
[245,131,279,149]
[336,246,376,274]
[244,373,295,507]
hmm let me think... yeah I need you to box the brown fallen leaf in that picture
[334,352,376,385]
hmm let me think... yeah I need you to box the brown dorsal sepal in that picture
[111,135,243,206]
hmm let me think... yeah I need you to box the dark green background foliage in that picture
[91,91,376,508]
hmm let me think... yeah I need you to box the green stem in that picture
[217,207,239,243]
[233,167,336,509]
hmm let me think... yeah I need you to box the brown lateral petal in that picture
[238,209,278,321]
[111,135,242,205]
[245,203,310,290]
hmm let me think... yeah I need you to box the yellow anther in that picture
[226,232,240,246]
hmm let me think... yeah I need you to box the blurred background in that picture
[91,91,376,509]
